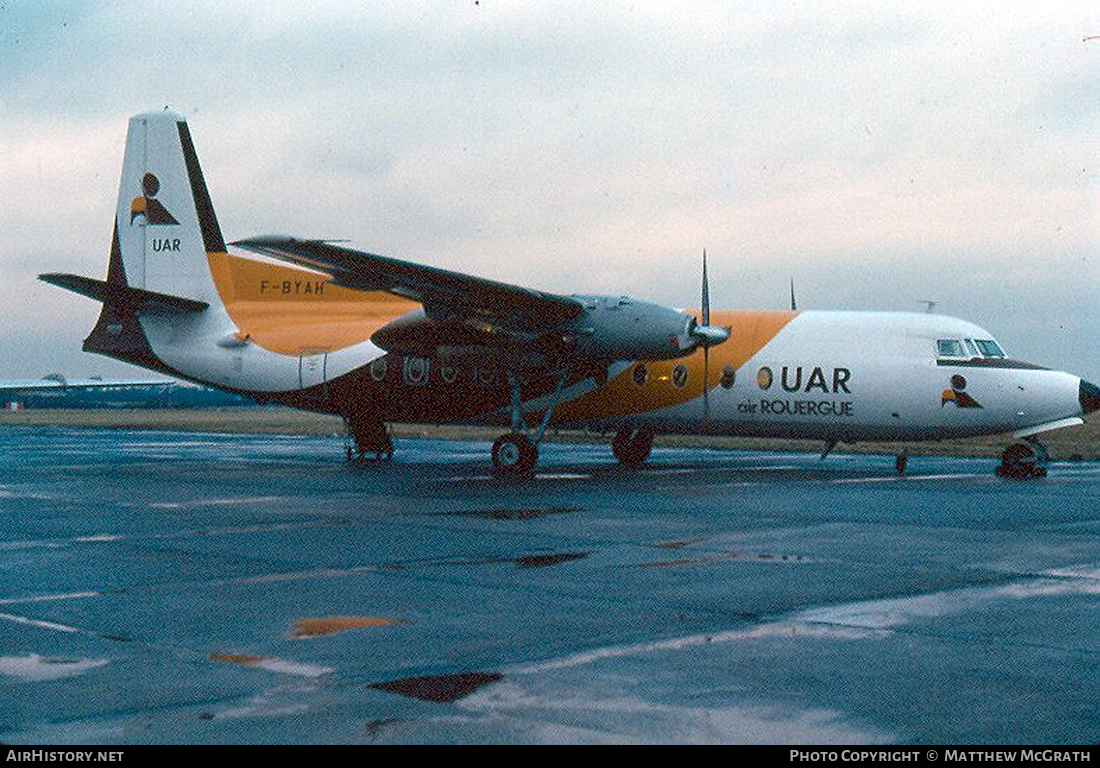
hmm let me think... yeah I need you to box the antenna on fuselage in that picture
[789,277,797,311]
[920,300,938,314]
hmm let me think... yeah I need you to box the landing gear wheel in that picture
[344,416,393,462]
[996,442,1047,480]
[492,432,538,477]
[612,428,653,467]
[895,453,908,474]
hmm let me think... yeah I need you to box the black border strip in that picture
[937,358,1048,370]
[177,120,226,253]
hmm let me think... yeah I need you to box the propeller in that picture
[690,250,729,346]
[702,249,710,328]
[703,251,712,419]
[693,249,730,418]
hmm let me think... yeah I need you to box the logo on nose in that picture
[942,374,982,408]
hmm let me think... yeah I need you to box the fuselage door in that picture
[298,349,329,392]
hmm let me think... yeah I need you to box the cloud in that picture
[1,2,1095,379]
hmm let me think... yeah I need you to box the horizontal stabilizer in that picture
[39,273,209,313]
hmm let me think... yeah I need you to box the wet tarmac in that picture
[0,426,1096,744]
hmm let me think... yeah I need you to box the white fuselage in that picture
[566,311,1084,442]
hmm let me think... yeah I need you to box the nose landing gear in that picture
[996,440,1048,479]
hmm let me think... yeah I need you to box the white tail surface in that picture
[43,110,386,394]
[115,110,225,302]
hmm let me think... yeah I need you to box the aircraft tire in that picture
[492,432,538,476]
[995,442,1047,480]
[612,428,653,467]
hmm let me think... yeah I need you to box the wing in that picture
[231,236,584,331]
[231,236,706,369]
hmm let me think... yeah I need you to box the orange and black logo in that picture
[941,374,982,408]
[130,173,178,225]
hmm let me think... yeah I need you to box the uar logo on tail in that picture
[129,173,178,225]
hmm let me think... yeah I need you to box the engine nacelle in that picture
[371,295,725,369]
[568,295,699,361]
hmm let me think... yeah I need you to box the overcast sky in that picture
[2,1,1096,382]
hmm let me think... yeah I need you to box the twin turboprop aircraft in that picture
[40,111,1099,477]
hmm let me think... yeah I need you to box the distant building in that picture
[1,375,257,410]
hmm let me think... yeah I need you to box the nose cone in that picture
[1081,379,1100,415]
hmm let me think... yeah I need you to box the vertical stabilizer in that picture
[42,110,232,372]
[114,110,225,301]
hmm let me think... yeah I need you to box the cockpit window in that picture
[938,337,1006,359]
[937,339,965,358]
[974,339,1004,357]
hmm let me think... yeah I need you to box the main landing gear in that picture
[490,369,570,477]
[612,427,653,467]
[343,414,393,461]
[822,438,908,474]
[491,432,539,476]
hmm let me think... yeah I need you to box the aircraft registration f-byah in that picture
[40,110,1099,477]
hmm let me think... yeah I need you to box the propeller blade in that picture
[704,343,711,419]
[693,249,732,418]
[691,249,729,347]
[702,249,710,419]
[701,249,710,327]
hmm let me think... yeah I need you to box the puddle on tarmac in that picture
[641,551,808,567]
[511,552,588,568]
[370,671,503,702]
[437,506,581,520]
[655,537,706,549]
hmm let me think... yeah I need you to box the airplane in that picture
[39,110,1099,478]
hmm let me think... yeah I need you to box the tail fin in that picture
[114,109,226,299]
[41,110,228,370]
